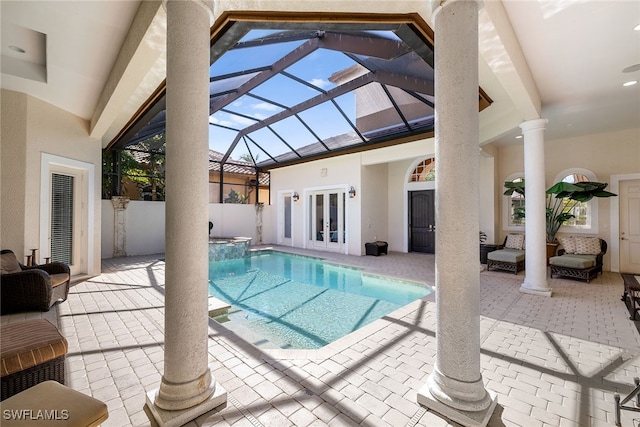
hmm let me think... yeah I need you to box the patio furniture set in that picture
[485,234,608,284]
[0,249,109,426]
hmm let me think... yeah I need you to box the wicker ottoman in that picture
[1,319,68,401]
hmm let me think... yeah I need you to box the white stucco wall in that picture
[101,201,272,258]
[1,89,103,275]
[269,153,363,254]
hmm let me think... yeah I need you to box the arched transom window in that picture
[409,158,435,182]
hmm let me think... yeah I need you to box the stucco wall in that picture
[1,90,103,275]
[1,90,28,256]
[361,163,389,245]
[269,153,363,254]
[101,201,272,258]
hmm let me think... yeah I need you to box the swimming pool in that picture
[208,251,432,349]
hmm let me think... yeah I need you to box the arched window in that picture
[507,177,525,226]
[409,158,435,182]
[557,173,590,226]
[502,173,525,230]
[552,168,599,234]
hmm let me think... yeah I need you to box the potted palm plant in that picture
[503,179,617,259]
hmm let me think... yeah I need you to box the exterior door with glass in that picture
[309,190,345,251]
[49,168,83,276]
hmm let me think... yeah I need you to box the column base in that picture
[417,384,497,427]
[519,284,552,297]
[145,385,227,427]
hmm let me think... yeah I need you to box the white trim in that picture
[609,173,640,272]
[276,189,295,246]
[403,156,436,252]
[40,153,95,276]
[302,184,350,254]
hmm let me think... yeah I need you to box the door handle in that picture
[621,232,627,240]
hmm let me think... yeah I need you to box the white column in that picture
[417,1,496,426]
[111,196,129,257]
[519,118,552,297]
[146,1,226,426]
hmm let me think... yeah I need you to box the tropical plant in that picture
[503,179,617,243]
[544,181,616,242]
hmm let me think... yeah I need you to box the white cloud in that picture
[252,102,279,111]
[209,116,234,127]
[309,78,330,89]
[232,115,256,126]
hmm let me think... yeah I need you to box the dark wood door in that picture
[409,190,435,253]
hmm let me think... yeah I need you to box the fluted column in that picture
[146,1,226,425]
[416,1,496,426]
[520,118,552,296]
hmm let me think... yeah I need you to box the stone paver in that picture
[3,247,640,427]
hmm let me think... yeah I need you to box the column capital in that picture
[163,0,215,25]
[431,0,482,19]
[111,196,130,210]
[519,118,549,133]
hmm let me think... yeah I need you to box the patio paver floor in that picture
[2,246,640,427]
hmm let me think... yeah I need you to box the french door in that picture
[309,190,345,251]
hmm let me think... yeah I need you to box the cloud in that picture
[209,116,234,127]
[309,78,330,89]
[252,102,280,111]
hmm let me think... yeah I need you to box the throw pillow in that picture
[505,234,525,250]
[574,236,601,255]
[0,252,22,274]
[557,236,576,254]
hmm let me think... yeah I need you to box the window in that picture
[556,173,590,227]
[410,158,435,182]
[507,176,525,227]
[551,168,600,234]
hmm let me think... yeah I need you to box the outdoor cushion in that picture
[0,380,108,427]
[1,319,68,377]
[504,234,525,250]
[50,273,70,288]
[574,236,601,254]
[549,254,596,269]
[557,236,576,254]
[487,249,525,263]
[0,252,21,274]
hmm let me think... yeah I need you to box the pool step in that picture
[208,296,231,318]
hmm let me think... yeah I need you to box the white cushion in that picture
[574,237,601,255]
[504,234,525,250]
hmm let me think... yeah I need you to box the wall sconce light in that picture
[292,192,299,202]
[348,186,356,198]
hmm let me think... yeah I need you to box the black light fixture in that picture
[348,186,356,198]
[292,192,299,202]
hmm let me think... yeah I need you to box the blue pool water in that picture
[208,251,431,349]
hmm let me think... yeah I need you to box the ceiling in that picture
[1,1,638,150]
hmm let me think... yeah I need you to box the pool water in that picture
[208,251,431,349]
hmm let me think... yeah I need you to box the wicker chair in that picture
[0,249,70,314]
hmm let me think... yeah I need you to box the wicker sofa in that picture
[487,234,526,274]
[0,249,70,314]
[549,236,607,283]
